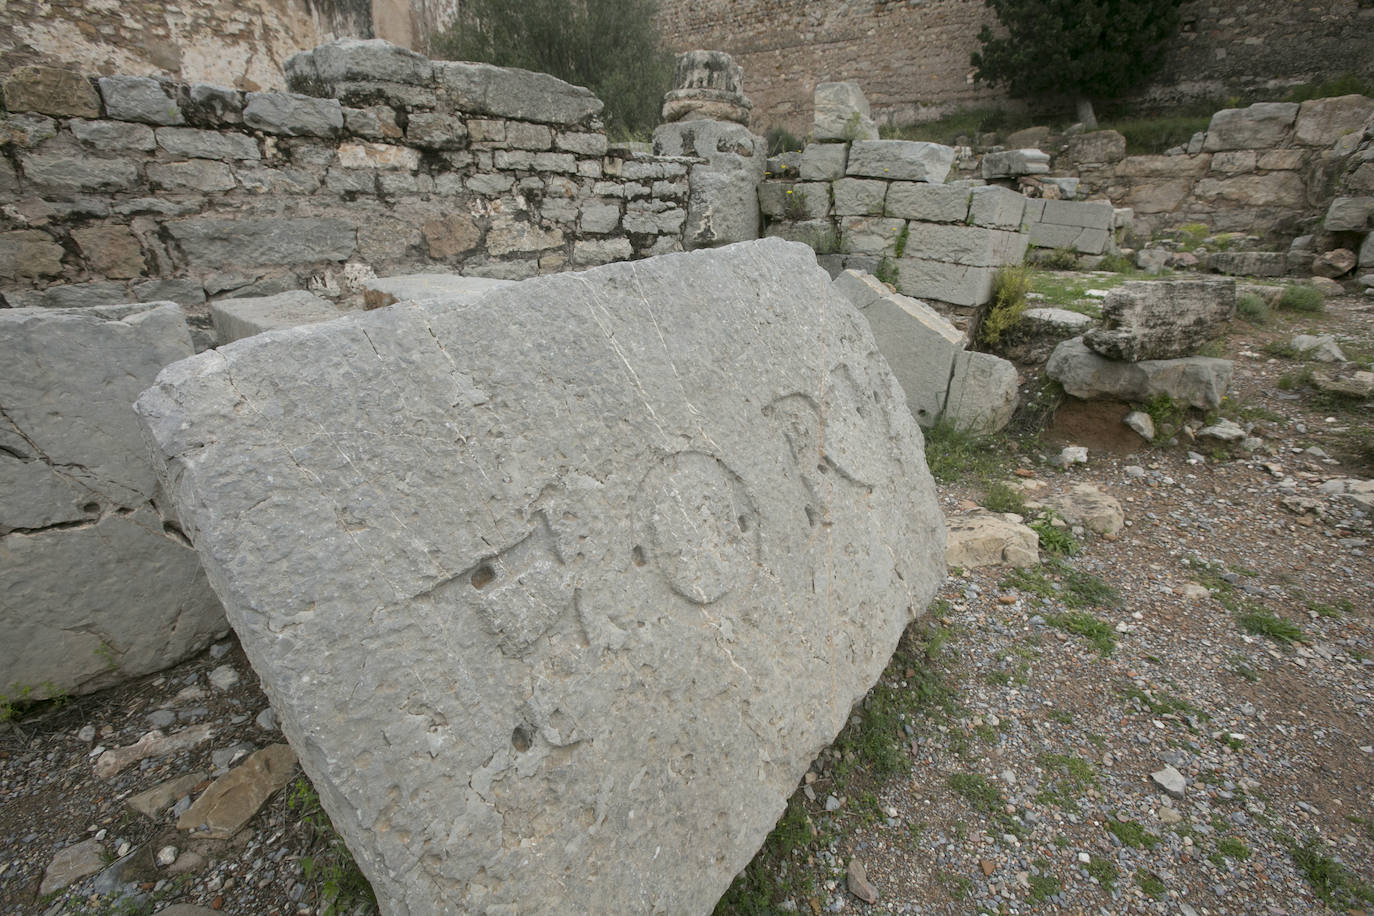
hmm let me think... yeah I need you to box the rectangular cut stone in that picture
[832,178,888,216]
[943,350,1019,435]
[968,186,1027,229]
[167,218,356,266]
[885,183,970,222]
[71,119,156,151]
[1204,103,1299,151]
[1038,199,1114,231]
[1084,278,1237,361]
[555,132,608,156]
[764,219,841,254]
[847,140,955,183]
[98,76,184,125]
[20,152,139,191]
[136,238,944,916]
[904,223,1028,267]
[211,290,341,344]
[800,143,848,181]
[243,92,344,137]
[337,142,421,170]
[1028,223,1110,254]
[156,127,260,160]
[841,216,907,256]
[435,60,604,125]
[2,303,223,698]
[148,160,236,192]
[893,256,997,306]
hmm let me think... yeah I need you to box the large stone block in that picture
[167,218,356,266]
[885,183,970,223]
[1324,197,1374,232]
[981,149,1049,179]
[72,225,146,278]
[0,229,65,280]
[98,76,184,125]
[286,39,434,94]
[136,238,945,916]
[212,291,341,344]
[155,127,260,160]
[1203,103,1299,151]
[72,119,157,151]
[832,178,888,216]
[1046,337,1233,409]
[968,186,1026,229]
[800,143,848,181]
[1083,278,1236,361]
[243,92,344,137]
[1,303,223,699]
[840,216,908,257]
[436,60,603,126]
[1191,173,1306,209]
[653,120,765,248]
[1065,130,1126,164]
[893,257,997,307]
[1294,95,1374,147]
[361,274,516,309]
[813,82,879,142]
[20,152,140,191]
[833,269,964,426]
[3,66,99,118]
[847,140,956,183]
[904,223,1028,268]
[943,350,1019,435]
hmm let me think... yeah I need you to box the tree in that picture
[970,0,1185,128]
[432,0,672,136]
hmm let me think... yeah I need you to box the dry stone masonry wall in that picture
[0,39,694,342]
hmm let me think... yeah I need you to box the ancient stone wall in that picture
[0,40,692,344]
[0,0,373,92]
[658,0,1374,132]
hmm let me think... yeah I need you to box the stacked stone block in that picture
[0,40,695,337]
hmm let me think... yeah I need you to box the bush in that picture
[1033,247,1080,270]
[431,0,671,135]
[765,127,804,156]
[1236,291,1270,323]
[1278,284,1325,313]
[978,265,1031,348]
[1285,73,1374,103]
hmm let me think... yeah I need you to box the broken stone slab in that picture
[1312,248,1357,278]
[946,511,1039,569]
[177,744,298,838]
[1151,764,1187,798]
[1041,483,1124,536]
[128,772,208,819]
[1124,410,1155,441]
[361,273,517,309]
[814,82,879,142]
[662,50,752,125]
[981,149,1050,179]
[436,60,604,126]
[847,140,956,184]
[832,269,964,426]
[1203,103,1299,151]
[137,238,946,916]
[1046,337,1234,410]
[1312,367,1374,399]
[1083,278,1237,362]
[1294,95,1374,147]
[943,350,1019,434]
[98,76,185,125]
[0,304,224,698]
[94,725,215,779]
[1198,419,1246,442]
[211,290,341,344]
[1290,334,1346,363]
[40,837,106,895]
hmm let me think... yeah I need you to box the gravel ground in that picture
[2,286,1371,916]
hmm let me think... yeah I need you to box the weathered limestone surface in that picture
[813,82,878,142]
[1046,337,1234,409]
[1084,278,1237,362]
[847,140,955,184]
[943,350,1019,435]
[653,119,765,248]
[137,239,946,916]
[1,304,223,699]
[361,273,517,309]
[211,291,341,344]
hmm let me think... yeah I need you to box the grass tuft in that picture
[1238,608,1304,644]
[1277,284,1325,313]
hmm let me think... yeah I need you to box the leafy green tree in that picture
[432,0,672,136]
[970,0,1185,127]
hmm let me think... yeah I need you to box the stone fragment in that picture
[155,127,259,160]
[814,82,878,142]
[886,183,970,222]
[1124,410,1155,441]
[211,290,340,344]
[1312,367,1374,399]
[1136,248,1169,274]
[1043,483,1124,535]
[1291,334,1345,363]
[1312,248,1356,278]
[661,50,752,125]
[946,511,1039,568]
[406,112,469,149]
[98,76,184,125]
[184,83,245,125]
[1046,338,1233,409]
[1151,764,1187,798]
[72,119,157,150]
[981,149,1050,179]
[1203,103,1299,151]
[944,350,1019,434]
[95,725,215,779]
[1198,419,1245,442]
[436,60,603,125]
[0,229,65,279]
[167,218,356,266]
[1294,95,1374,147]
[1052,446,1088,468]
[3,66,99,117]
[1207,251,1287,277]
[833,269,963,426]
[848,140,956,183]
[135,279,207,306]
[1065,130,1126,164]
[848,858,879,903]
[128,773,208,819]
[1,304,223,698]
[177,744,298,839]
[243,92,343,137]
[1084,278,1237,361]
[800,143,848,182]
[40,838,105,895]
[73,225,146,279]
[285,39,434,96]
[136,238,945,915]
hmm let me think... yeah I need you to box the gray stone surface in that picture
[167,217,356,266]
[893,257,997,307]
[1208,251,1287,277]
[813,82,878,142]
[98,76,184,125]
[848,140,955,184]
[833,269,964,426]
[286,39,434,94]
[997,307,1093,364]
[943,350,1019,434]
[71,119,156,150]
[1324,197,1374,232]
[981,149,1049,179]
[946,511,1039,569]
[243,92,344,137]
[1084,278,1237,361]
[155,127,260,160]
[1203,103,1299,151]
[840,217,907,256]
[1046,337,1234,409]
[136,238,945,916]
[885,184,970,223]
[1,304,223,699]
[3,280,130,310]
[800,143,848,182]
[832,178,888,216]
[212,291,341,344]
[903,224,1029,268]
[361,273,517,308]
[654,120,765,248]
[436,60,603,125]
[20,152,139,191]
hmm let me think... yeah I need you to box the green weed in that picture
[1238,608,1304,645]
[1277,284,1325,313]
[1035,753,1096,811]
[1289,835,1374,908]
[1085,856,1118,890]
[1135,871,1167,898]
[978,265,1031,348]
[1236,291,1270,323]
[923,421,1014,486]
[288,777,378,916]
[983,480,1028,514]
[1217,836,1250,860]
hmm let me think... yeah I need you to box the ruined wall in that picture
[0,0,374,92]
[0,40,692,343]
[658,0,1374,132]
